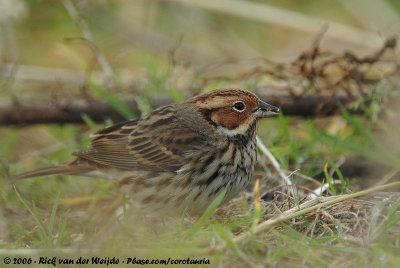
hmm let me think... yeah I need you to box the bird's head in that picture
[190,89,279,136]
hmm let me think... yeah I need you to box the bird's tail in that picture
[6,160,94,183]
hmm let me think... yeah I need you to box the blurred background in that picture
[1,0,398,172]
[1,0,400,98]
[0,0,399,264]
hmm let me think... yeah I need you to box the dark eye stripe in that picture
[199,108,217,127]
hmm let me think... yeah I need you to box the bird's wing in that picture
[73,106,207,172]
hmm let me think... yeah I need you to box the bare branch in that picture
[0,91,378,126]
[0,99,140,125]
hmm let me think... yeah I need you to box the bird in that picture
[8,89,279,217]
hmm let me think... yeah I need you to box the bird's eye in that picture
[232,101,245,112]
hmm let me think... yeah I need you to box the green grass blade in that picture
[104,93,136,119]
[309,244,365,253]
[339,104,397,164]
[168,89,185,102]
[15,190,47,242]
[183,188,227,240]
[282,223,308,242]
[48,193,60,240]
[89,78,136,120]
[339,104,382,150]
[213,222,247,260]
[376,197,400,232]
[326,159,345,184]
[0,214,38,242]
[323,162,337,195]
[81,114,99,131]
[31,200,48,243]
[321,131,390,166]
[368,198,387,236]
[56,210,70,247]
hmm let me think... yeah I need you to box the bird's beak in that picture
[253,100,280,118]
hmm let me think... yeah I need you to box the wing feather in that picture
[73,105,207,172]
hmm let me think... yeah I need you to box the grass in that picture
[1,1,400,267]
[0,99,399,267]
[1,57,400,265]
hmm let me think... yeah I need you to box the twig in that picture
[62,0,115,85]
[284,170,321,187]
[256,136,291,186]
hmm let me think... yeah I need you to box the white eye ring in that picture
[232,101,245,112]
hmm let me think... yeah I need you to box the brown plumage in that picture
[8,89,279,216]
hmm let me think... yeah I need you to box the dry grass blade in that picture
[373,169,398,186]
[208,181,400,254]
